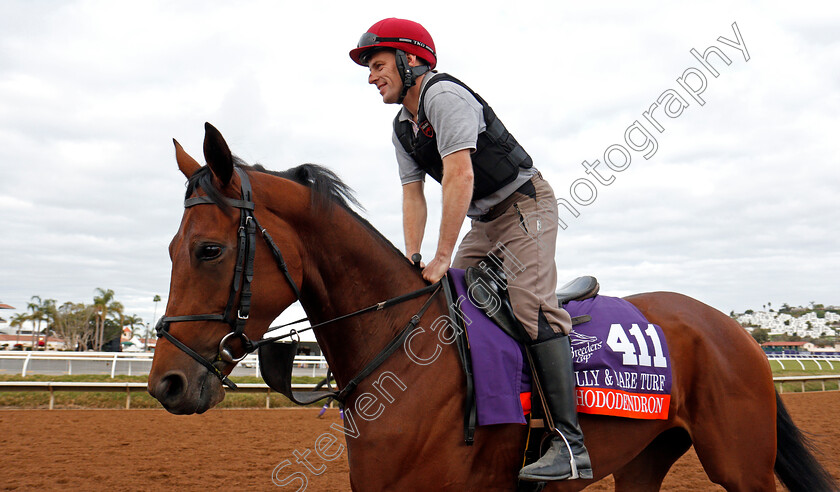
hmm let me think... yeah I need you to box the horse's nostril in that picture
[155,371,187,405]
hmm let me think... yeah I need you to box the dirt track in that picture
[0,392,837,491]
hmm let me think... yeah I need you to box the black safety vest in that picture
[393,74,532,200]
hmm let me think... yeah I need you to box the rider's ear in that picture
[173,139,201,178]
[203,122,233,185]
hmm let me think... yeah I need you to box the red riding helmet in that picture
[349,18,437,69]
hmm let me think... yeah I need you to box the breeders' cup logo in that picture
[570,331,603,364]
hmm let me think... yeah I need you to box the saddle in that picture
[464,264,599,342]
[464,264,599,492]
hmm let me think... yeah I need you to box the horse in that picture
[148,123,836,492]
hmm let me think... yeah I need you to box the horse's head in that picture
[149,123,303,414]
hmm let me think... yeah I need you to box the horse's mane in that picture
[185,158,410,263]
[185,157,363,211]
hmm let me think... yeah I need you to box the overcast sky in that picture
[1,1,838,338]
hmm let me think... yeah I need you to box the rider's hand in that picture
[422,254,450,283]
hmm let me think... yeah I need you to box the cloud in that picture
[1,1,838,339]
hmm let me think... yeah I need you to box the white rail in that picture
[0,381,319,410]
[764,354,840,371]
[0,351,328,378]
[773,374,840,393]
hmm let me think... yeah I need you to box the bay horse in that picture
[148,123,836,491]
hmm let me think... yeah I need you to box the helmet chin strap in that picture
[395,49,430,104]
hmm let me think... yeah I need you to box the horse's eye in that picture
[197,244,223,260]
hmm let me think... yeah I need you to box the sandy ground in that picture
[0,392,837,491]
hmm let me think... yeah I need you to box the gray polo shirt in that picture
[392,72,536,217]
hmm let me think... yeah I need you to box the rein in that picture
[249,281,440,351]
[156,168,441,400]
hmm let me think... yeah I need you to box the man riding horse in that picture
[350,18,592,482]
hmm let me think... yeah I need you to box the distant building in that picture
[761,341,807,352]
[0,334,66,350]
[803,342,840,353]
[737,310,838,338]
[0,303,14,324]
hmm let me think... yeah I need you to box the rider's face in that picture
[367,51,403,104]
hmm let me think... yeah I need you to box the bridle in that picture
[155,168,288,388]
[156,167,441,397]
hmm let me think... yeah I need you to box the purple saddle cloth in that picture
[449,268,530,426]
[449,269,673,425]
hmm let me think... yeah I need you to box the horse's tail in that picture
[774,391,838,491]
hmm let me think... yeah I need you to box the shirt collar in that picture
[397,71,439,122]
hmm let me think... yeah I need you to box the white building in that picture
[737,309,838,338]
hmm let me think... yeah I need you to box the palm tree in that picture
[41,299,57,348]
[92,288,112,350]
[9,312,30,347]
[149,295,162,352]
[153,295,161,324]
[92,288,124,351]
[27,296,46,350]
[150,294,160,352]
[25,297,58,350]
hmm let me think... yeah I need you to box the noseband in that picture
[156,168,441,396]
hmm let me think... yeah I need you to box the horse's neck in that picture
[268,186,504,483]
[294,204,429,384]
[299,209,415,308]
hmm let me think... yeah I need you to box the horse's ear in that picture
[203,122,233,185]
[173,139,201,178]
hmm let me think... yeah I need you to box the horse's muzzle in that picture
[148,368,222,415]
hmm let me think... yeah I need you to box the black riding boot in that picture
[519,334,593,481]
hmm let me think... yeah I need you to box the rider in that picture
[350,18,592,482]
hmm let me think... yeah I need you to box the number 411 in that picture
[606,323,667,368]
